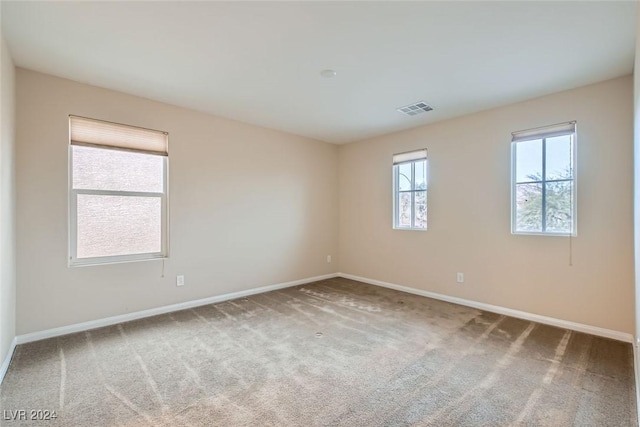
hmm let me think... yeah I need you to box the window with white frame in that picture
[69,116,168,265]
[511,121,576,235]
[393,149,427,230]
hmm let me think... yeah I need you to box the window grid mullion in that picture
[73,189,165,198]
[541,138,547,232]
[517,178,572,185]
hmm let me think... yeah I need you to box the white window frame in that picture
[393,150,427,231]
[68,118,169,266]
[511,122,577,236]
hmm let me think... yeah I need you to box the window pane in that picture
[515,183,542,232]
[546,135,573,180]
[398,163,412,191]
[398,192,412,228]
[415,160,426,190]
[414,191,427,229]
[545,181,573,233]
[515,139,543,183]
[72,145,164,192]
[77,194,162,258]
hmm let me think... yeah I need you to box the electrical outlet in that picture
[327,255,332,263]
[176,275,185,287]
[457,272,464,283]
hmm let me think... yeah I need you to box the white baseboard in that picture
[16,273,339,345]
[337,273,634,343]
[0,336,17,385]
[14,270,633,346]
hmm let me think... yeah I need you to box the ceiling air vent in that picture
[397,101,434,116]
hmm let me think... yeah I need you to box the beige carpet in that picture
[0,278,636,426]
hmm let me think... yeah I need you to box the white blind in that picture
[512,121,576,143]
[393,149,427,164]
[70,115,168,156]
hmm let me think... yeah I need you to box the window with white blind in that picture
[393,149,427,230]
[69,116,168,266]
[511,121,576,235]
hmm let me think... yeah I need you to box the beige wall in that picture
[13,68,635,336]
[339,76,634,334]
[634,8,640,345]
[15,69,339,335]
[0,37,16,363]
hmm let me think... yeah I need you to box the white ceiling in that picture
[1,1,636,144]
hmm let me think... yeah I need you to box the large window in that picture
[393,149,427,230]
[511,122,576,235]
[69,116,168,265]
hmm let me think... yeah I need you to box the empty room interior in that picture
[1,1,640,425]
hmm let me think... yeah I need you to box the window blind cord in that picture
[569,233,573,267]
[161,258,165,278]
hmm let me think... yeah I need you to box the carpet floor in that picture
[0,278,636,426]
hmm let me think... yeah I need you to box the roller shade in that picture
[512,121,576,143]
[70,115,168,156]
[393,149,427,164]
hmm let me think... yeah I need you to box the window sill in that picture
[69,254,168,268]
[393,227,428,231]
[512,231,577,237]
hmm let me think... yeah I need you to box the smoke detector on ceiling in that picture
[397,101,434,116]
